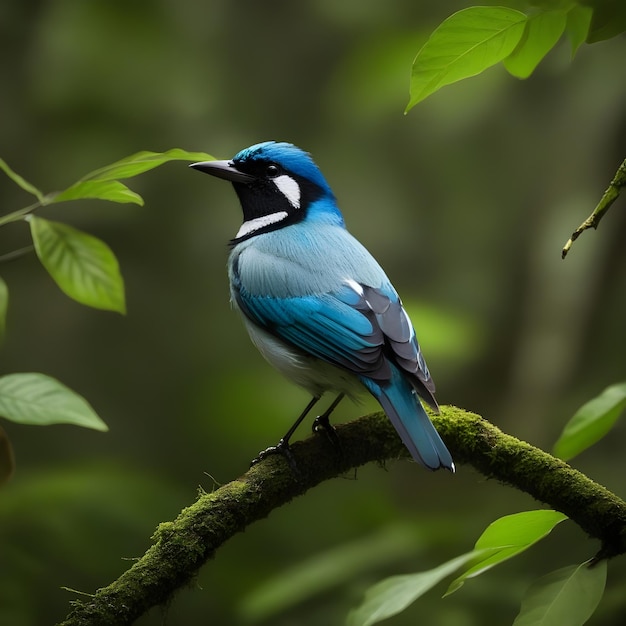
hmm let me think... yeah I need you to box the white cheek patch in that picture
[236,211,289,239]
[273,174,301,209]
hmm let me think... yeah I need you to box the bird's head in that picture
[191,141,343,242]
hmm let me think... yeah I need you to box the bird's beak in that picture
[190,160,255,184]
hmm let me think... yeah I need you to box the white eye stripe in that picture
[235,211,289,238]
[272,174,301,209]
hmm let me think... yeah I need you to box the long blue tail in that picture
[361,369,454,472]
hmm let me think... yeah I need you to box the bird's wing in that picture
[234,281,437,409]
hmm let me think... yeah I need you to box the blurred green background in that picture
[1,1,625,624]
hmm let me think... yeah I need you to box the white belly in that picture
[242,316,364,399]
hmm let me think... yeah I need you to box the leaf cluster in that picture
[406,1,625,111]
[0,149,212,483]
[346,382,626,625]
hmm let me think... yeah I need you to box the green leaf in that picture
[28,216,126,313]
[407,7,527,111]
[0,276,7,344]
[47,149,214,207]
[585,0,626,43]
[445,510,568,596]
[0,157,44,203]
[82,148,214,182]
[553,383,626,461]
[565,5,593,56]
[0,372,108,431]
[503,10,567,79]
[347,549,494,626]
[52,180,143,206]
[513,559,607,626]
[242,523,421,622]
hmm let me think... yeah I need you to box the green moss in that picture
[58,404,626,625]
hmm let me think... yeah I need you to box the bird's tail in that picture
[362,369,455,472]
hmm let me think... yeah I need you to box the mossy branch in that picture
[57,406,626,626]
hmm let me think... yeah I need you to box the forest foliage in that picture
[1,1,625,625]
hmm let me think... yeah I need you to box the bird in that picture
[191,141,454,472]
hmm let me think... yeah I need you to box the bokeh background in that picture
[1,1,625,624]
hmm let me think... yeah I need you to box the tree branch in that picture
[57,406,626,626]
[562,156,626,258]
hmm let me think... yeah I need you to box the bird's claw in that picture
[250,439,301,477]
[312,415,342,453]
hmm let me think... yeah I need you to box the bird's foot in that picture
[312,414,342,453]
[250,439,301,477]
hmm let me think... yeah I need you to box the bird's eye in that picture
[266,164,280,177]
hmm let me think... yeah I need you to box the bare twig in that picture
[562,157,626,258]
[0,245,34,264]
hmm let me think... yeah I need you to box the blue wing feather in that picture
[236,287,381,371]
[234,280,437,409]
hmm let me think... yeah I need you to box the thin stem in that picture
[0,245,35,264]
[0,201,42,228]
[562,157,626,258]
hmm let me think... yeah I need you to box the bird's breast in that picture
[229,222,387,298]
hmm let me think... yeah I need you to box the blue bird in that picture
[191,142,454,472]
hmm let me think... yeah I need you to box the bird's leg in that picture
[251,396,321,472]
[312,393,345,451]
